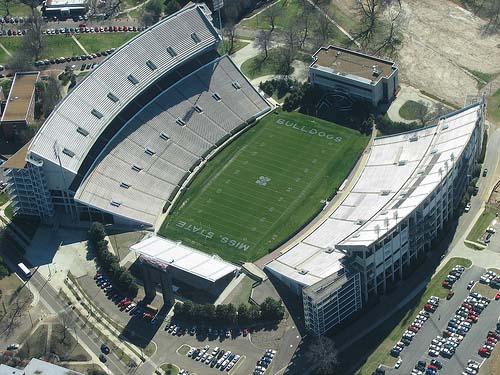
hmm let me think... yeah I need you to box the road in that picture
[28,272,134,375]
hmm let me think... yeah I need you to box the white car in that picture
[395,359,402,369]
[465,202,471,212]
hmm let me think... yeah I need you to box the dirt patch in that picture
[472,282,497,299]
[394,0,500,106]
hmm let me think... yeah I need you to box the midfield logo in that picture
[256,176,271,186]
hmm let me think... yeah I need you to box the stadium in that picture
[1,1,487,336]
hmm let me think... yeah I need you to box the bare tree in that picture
[279,23,299,75]
[255,30,272,61]
[306,336,339,374]
[299,1,312,48]
[373,0,402,57]
[355,0,381,48]
[58,308,74,342]
[312,11,332,50]
[140,0,163,26]
[266,2,283,32]
[223,22,237,54]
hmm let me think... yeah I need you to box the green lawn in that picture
[222,275,254,306]
[4,203,13,220]
[41,36,84,59]
[0,192,9,206]
[241,48,295,79]
[218,39,250,56]
[398,100,427,121]
[466,206,497,243]
[77,33,137,53]
[0,37,22,64]
[352,258,472,375]
[160,111,368,263]
[160,363,179,375]
[18,324,48,359]
[241,0,305,30]
[488,89,500,125]
[0,0,33,16]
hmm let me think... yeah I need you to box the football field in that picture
[159,111,369,263]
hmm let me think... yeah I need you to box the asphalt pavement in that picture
[385,265,500,375]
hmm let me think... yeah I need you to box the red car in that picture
[428,364,438,371]
[462,303,472,309]
[488,331,500,339]
[94,273,102,279]
[118,298,129,307]
[447,290,455,300]
[442,281,450,288]
[487,337,498,344]
[495,291,500,300]
[479,347,491,357]
[408,326,419,333]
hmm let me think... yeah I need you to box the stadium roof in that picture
[74,55,270,225]
[0,358,83,375]
[28,4,219,174]
[130,235,240,282]
[311,46,396,82]
[1,72,38,123]
[266,102,483,287]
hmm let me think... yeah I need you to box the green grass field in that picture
[77,33,137,53]
[466,205,496,244]
[159,111,368,263]
[399,100,427,121]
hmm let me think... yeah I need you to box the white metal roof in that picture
[130,235,240,282]
[28,4,219,174]
[265,103,483,287]
[74,55,270,225]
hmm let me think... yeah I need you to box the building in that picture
[3,4,270,226]
[0,358,83,375]
[0,72,39,140]
[130,235,241,304]
[309,46,398,106]
[41,0,87,19]
[266,101,485,335]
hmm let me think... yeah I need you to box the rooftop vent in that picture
[194,105,203,113]
[356,219,365,225]
[191,32,201,43]
[131,164,142,172]
[127,74,139,85]
[62,148,75,157]
[232,81,242,90]
[325,247,335,254]
[398,160,407,166]
[146,60,157,71]
[91,109,103,119]
[212,92,222,101]
[372,69,381,77]
[441,123,449,130]
[430,148,438,154]
[167,46,177,57]
[298,269,309,275]
[107,92,119,103]
[76,127,89,136]
[110,200,121,207]
[120,182,131,189]
[159,132,169,141]
[381,190,391,196]
[176,118,186,126]
[409,134,419,142]
[145,148,155,156]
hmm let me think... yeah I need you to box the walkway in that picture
[71,34,89,55]
[0,43,12,57]
[386,84,443,124]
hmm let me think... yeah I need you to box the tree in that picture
[58,308,74,342]
[255,30,272,61]
[89,222,106,243]
[200,303,216,321]
[260,297,284,321]
[299,1,312,48]
[237,303,250,323]
[266,2,283,32]
[312,11,333,50]
[141,0,164,26]
[373,1,402,57]
[354,0,381,48]
[248,304,260,321]
[223,22,237,54]
[165,0,181,15]
[182,300,194,319]
[306,336,339,374]
[40,77,61,118]
[279,22,299,76]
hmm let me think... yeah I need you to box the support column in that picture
[142,264,156,304]
[159,270,174,307]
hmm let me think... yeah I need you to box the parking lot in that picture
[76,273,272,374]
[385,265,500,375]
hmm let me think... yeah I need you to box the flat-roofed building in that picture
[41,0,87,19]
[309,46,398,106]
[0,358,83,374]
[1,72,39,140]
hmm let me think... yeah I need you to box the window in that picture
[146,60,157,71]
[212,92,221,101]
[120,182,131,189]
[145,147,155,156]
[76,127,89,136]
[232,81,241,90]
[62,148,75,157]
[127,74,139,85]
[191,32,201,43]
[110,200,121,207]
[194,105,203,113]
[167,46,177,57]
[131,164,142,172]
[107,92,119,103]
[160,132,169,140]
[91,109,103,119]
[176,118,186,126]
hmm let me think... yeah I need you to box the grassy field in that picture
[488,89,500,125]
[399,100,427,121]
[466,206,496,243]
[352,258,472,375]
[0,0,32,16]
[218,39,250,56]
[160,111,368,263]
[42,35,84,59]
[222,275,254,306]
[77,33,137,53]
[18,324,48,359]
[241,0,305,30]
[241,48,295,79]
[50,323,90,361]
[160,363,180,375]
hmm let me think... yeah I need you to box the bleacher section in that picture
[75,56,270,225]
[28,4,220,175]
